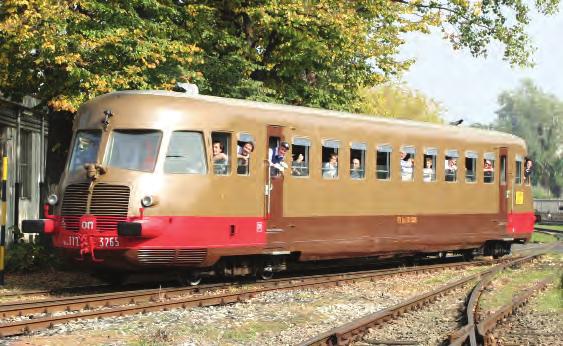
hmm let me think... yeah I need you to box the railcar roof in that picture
[91,90,524,145]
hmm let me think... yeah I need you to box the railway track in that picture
[0,258,510,337]
[534,226,563,240]
[299,251,550,346]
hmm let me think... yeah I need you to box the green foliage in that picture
[494,79,563,197]
[358,83,445,123]
[5,228,60,272]
[0,1,560,115]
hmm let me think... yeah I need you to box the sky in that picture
[399,6,563,125]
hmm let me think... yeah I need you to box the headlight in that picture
[141,195,159,207]
[47,194,58,206]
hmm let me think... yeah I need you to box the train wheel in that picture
[258,263,274,280]
[178,271,202,286]
[462,250,475,261]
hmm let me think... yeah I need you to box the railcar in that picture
[23,89,535,283]
[534,199,563,224]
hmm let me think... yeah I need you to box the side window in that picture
[423,148,437,183]
[500,155,507,184]
[350,142,366,180]
[376,145,391,180]
[322,140,340,179]
[236,133,255,176]
[524,158,533,185]
[515,156,523,184]
[291,137,310,177]
[465,151,478,183]
[399,146,415,182]
[211,132,231,175]
[164,131,207,174]
[483,153,495,184]
[445,150,459,182]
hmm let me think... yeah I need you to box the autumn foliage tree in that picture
[358,84,445,124]
[1,0,559,114]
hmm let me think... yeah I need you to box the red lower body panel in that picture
[507,212,535,235]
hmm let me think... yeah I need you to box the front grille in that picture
[138,249,207,265]
[61,183,130,231]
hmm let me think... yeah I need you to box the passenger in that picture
[483,159,494,183]
[292,153,307,176]
[445,158,457,181]
[322,153,338,178]
[400,151,413,181]
[350,158,363,179]
[237,141,254,174]
[268,141,290,176]
[212,141,228,175]
[423,158,433,182]
[524,159,533,184]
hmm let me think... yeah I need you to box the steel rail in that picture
[0,258,506,337]
[0,259,504,320]
[476,278,552,345]
[298,254,542,346]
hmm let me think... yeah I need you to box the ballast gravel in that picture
[3,268,476,346]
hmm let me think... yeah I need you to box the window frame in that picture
[483,152,495,184]
[211,131,232,176]
[444,149,459,183]
[515,155,523,185]
[236,132,255,176]
[465,151,478,183]
[163,130,208,175]
[106,129,163,173]
[291,137,311,178]
[321,139,340,179]
[350,142,366,180]
[399,145,416,182]
[376,144,392,181]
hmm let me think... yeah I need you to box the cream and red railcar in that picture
[23,90,535,280]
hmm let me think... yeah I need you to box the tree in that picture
[1,1,560,114]
[358,83,445,124]
[494,79,563,197]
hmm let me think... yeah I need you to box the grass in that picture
[479,265,561,312]
[531,232,559,243]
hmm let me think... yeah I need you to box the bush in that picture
[5,231,62,273]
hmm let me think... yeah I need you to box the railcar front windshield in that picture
[107,130,162,172]
[69,130,102,173]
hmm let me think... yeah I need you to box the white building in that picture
[0,98,48,246]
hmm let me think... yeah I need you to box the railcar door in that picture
[265,125,286,228]
[499,147,509,216]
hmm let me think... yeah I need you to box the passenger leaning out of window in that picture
[212,141,228,174]
[323,153,338,178]
[292,153,306,176]
[423,157,433,182]
[400,151,413,181]
[268,141,290,176]
[350,158,363,179]
[524,158,533,184]
[445,158,457,181]
[483,159,494,182]
[237,141,254,174]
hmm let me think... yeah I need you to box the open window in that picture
[445,149,459,182]
[291,137,310,177]
[423,148,437,183]
[350,142,366,180]
[483,152,495,184]
[515,155,523,184]
[322,139,340,179]
[164,131,207,174]
[399,146,415,182]
[211,132,231,175]
[465,151,478,183]
[376,144,391,180]
[236,132,255,176]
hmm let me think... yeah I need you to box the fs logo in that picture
[79,215,97,232]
